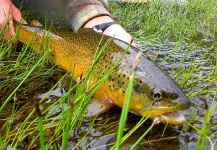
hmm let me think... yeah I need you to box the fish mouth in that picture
[141,107,187,125]
[155,110,186,125]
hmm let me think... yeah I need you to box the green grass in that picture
[0,0,217,149]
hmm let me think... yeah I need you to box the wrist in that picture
[83,16,114,29]
[83,15,136,47]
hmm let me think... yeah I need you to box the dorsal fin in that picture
[30,19,43,27]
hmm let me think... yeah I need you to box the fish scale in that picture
[15,23,191,125]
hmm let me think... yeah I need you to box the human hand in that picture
[83,16,136,47]
[0,0,27,44]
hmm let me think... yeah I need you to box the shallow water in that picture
[1,40,216,149]
[137,42,216,149]
[1,3,217,149]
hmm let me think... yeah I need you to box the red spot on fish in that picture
[53,47,58,52]
[58,53,63,59]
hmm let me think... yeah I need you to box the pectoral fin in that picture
[30,20,43,27]
[85,95,114,117]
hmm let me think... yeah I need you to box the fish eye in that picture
[150,88,163,99]
[153,92,162,99]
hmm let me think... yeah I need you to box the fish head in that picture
[138,85,190,125]
[127,52,191,125]
[108,41,191,125]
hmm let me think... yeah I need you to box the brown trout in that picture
[15,23,190,125]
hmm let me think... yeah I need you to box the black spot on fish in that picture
[133,84,141,94]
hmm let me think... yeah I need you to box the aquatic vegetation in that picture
[0,0,217,149]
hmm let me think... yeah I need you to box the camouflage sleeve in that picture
[65,0,111,32]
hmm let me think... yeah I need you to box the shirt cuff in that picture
[65,0,111,32]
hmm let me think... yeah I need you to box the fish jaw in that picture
[125,82,191,125]
[156,110,186,125]
[140,106,188,125]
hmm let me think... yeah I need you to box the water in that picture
[1,40,216,149]
[1,3,217,149]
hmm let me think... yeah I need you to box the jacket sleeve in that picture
[65,0,111,32]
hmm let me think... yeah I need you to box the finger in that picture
[2,22,12,40]
[3,18,18,45]
[2,26,11,42]
[0,13,9,28]
[11,5,27,24]
[8,19,15,38]
[9,19,19,45]
[13,11,27,24]
[2,19,17,44]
